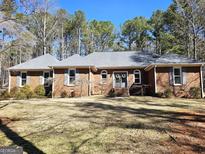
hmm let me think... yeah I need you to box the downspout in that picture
[52,67,55,99]
[154,65,157,94]
[88,66,92,96]
[200,64,204,98]
[8,70,11,93]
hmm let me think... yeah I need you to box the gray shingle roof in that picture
[51,54,93,67]
[9,51,202,71]
[51,51,201,68]
[9,54,59,70]
[155,53,197,64]
[84,51,159,68]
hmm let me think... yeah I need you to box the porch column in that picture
[154,65,157,94]
[8,70,11,93]
[200,64,204,98]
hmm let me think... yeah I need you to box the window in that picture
[134,70,141,84]
[44,72,50,87]
[113,72,128,88]
[101,70,107,82]
[69,69,76,85]
[21,72,27,86]
[173,67,182,85]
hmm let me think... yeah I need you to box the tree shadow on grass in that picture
[75,101,205,153]
[0,119,45,154]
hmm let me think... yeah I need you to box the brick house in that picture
[8,51,205,98]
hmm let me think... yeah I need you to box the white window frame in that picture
[68,69,76,85]
[43,71,50,87]
[133,70,141,84]
[173,67,182,85]
[101,70,108,83]
[113,71,128,88]
[20,71,27,87]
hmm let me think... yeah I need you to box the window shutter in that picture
[16,73,21,87]
[64,69,68,86]
[169,68,173,86]
[26,75,30,85]
[40,73,44,85]
[113,74,115,88]
[76,70,80,81]
[50,71,53,78]
[183,68,186,85]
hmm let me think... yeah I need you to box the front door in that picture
[43,71,52,97]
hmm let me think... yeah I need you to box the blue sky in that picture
[59,0,172,28]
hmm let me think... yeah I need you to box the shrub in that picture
[107,88,116,97]
[15,92,27,100]
[156,92,164,98]
[34,85,45,97]
[19,85,34,99]
[189,87,201,99]
[61,91,68,98]
[0,90,11,99]
[10,87,19,97]
[164,88,173,98]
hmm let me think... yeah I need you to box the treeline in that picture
[0,0,205,83]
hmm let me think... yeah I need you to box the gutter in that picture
[145,63,204,71]
[200,64,204,98]
[154,65,157,94]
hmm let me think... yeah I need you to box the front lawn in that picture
[0,96,205,154]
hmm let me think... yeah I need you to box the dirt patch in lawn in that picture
[164,110,205,154]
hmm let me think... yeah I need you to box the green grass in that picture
[0,96,205,154]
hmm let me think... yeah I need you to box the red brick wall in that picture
[147,68,155,95]
[10,71,42,90]
[53,69,89,97]
[91,69,146,96]
[156,67,201,97]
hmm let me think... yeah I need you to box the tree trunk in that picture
[43,0,48,55]
[61,24,64,60]
[193,34,197,60]
[78,28,81,55]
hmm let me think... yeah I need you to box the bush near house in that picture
[18,85,34,99]
[164,88,173,98]
[15,91,27,100]
[107,88,129,97]
[61,91,68,98]
[189,87,201,99]
[34,85,46,97]
[0,90,11,100]
[156,88,173,98]
[10,87,20,97]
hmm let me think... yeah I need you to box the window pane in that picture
[22,79,26,86]
[44,72,49,79]
[21,73,27,86]
[102,74,107,79]
[70,70,75,77]
[135,78,140,83]
[70,77,75,84]
[174,69,180,75]
[175,77,181,84]
[22,73,27,79]
[135,74,139,78]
